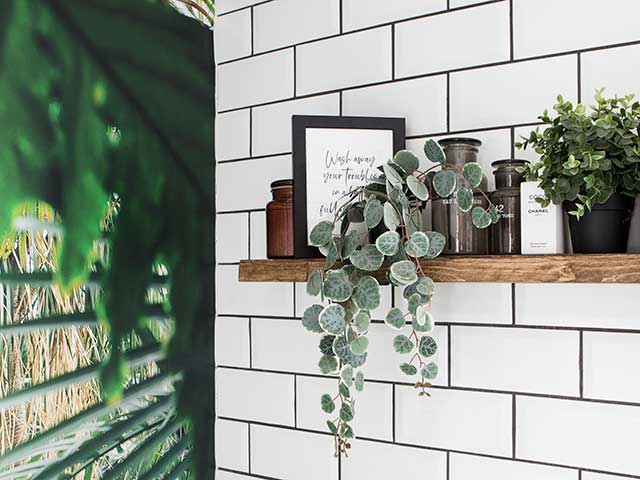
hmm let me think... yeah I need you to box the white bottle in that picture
[520,181,564,254]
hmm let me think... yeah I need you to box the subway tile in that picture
[216,213,248,263]
[581,44,640,100]
[583,474,631,480]
[342,76,447,137]
[397,283,512,324]
[450,453,578,480]
[251,317,321,374]
[216,155,291,212]
[218,50,294,110]
[343,0,445,31]
[584,332,640,403]
[396,2,510,78]
[365,324,449,386]
[216,368,295,425]
[513,0,640,59]
[451,326,579,395]
[253,0,340,53]
[215,472,254,480]
[216,110,250,161]
[515,284,640,330]
[251,425,337,480]
[295,375,393,441]
[517,396,640,475]
[249,211,267,259]
[450,56,577,131]
[395,386,512,456]
[217,0,264,14]
[215,419,249,471]
[252,94,340,157]
[295,282,392,321]
[216,265,293,317]
[215,316,250,367]
[215,9,252,63]
[296,27,392,95]
[342,439,447,480]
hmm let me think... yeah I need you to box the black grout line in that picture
[391,24,396,80]
[217,37,640,115]
[250,7,255,56]
[577,52,582,103]
[218,152,292,164]
[392,383,396,442]
[446,451,450,480]
[292,283,297,317]
[216,364,640,409]
[512,394,516,458]
[294,374,298,427]
[508,0,514,61]
[510,128,516,158]
[249,317,253,368]
[248,423,252,473]
[578,470,582,480]
[511,283,516,325]
[248,108,253,157]
[446,73,451,132]
[218,417,639,479]
[447,325,452,387]
[338,447,342,480]
[247,212,252,260]
[293,45,297,97]
[339,91,343,116]
[218,467,282,480]
[217,208,267,215]
[216,0,276,17]
[339,0,343,34]
[579,330,584,398]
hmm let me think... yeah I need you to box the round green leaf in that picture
[418,336,438,358]
[310,221,334,247]
[350,336,369,355]
[412,315,433,333]
[323,269,353,302]
[488,204,499,224]
[416,277,435,296]
[339,382,350,398]
[456,187,473,213]
[375,230,400,256]
[421,363,438,380]
[321,393,336,413]
[407,175,429,201]
[307,269,323,297]
[333,335,350,359]
[319,354,338,374]
[383,202,401,231]
[342,231,362,259]
[433,170,456,198]
[345,350,368,368]
[319,304,346,335]
[320,239,339,269]
[407,292,423,316]
[326,420,338,434]
[390,260,418,285]
[385,307,405,329]
[471,206,492,229]
[354,371,365,392]
[302,304,324,333]
[415,305,434,332]
[383,163,403,187]
[400,363,418,376]
[393,150,420,173]
[350,244,384,271]
[340,403,354,422]
[319,335,336,355]
[424,139,446,164]
[393,334,414,354]
[341,365,354,387]
[353,275,381,311]
[354,311,370,334]
[406,231,430,258]
[364,198,383,229]
[425,231,446,258]
[463,162,483,188]
[404,207,423,236]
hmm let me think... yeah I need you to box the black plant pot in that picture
[564,194,635,253]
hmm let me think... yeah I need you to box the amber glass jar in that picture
[266,179,294,258]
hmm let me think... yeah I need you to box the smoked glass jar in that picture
[489,159,528,254]
[266,179,294,258]
[431,138,489,254]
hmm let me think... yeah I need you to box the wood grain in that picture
[239,254,640,284]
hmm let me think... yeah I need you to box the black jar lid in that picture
[438,137,482,147]
[491,158,530,167]
[270,179,293,189]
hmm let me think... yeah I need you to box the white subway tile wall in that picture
[214,1,640,478]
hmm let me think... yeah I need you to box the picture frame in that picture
[292,115,406,258]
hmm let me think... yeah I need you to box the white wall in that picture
[214,1,640,478]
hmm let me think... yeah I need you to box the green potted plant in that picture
[518,89,640,253]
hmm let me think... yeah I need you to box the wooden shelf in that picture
[239,254,640,284]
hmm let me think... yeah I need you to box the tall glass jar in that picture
[489,159,528,254]
[266,179,294,258]
[431,138,489,254]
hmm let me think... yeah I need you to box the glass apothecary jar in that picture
[489,159,528,254]
[431,138,489,255]
[266,179,294,258]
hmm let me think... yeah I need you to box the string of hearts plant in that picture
[302,139,496,456]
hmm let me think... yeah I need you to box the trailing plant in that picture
[0,1,213,478]
[517,89,640,218]
[303,140,495,455]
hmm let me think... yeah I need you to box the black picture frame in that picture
[292,115,406,259]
